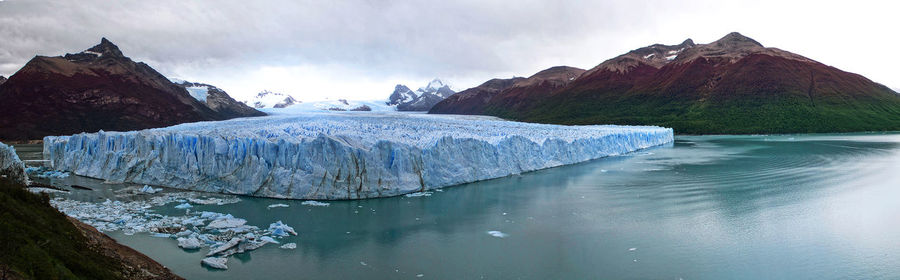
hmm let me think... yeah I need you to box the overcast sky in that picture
[1,0,897,101]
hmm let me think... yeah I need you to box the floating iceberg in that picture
[268,220,297,237]
[44,112,673,200]
[280,243,296,249]
[201,257,228,270]
[404,191,432,198]
[188,197,241,205]
[24,166,70,179]
[207,237,242,256]
[267,203,289,209]
[178,236,202,249]
[300,200,330,207]
[174,203,192,209]
[487,230,509,238]
[140,185,161,194]
[205,215,247,229]
[48,189,287,270]
[27,187,67,194]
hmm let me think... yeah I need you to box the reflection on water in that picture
[18,134,900,279]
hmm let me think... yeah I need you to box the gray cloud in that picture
[1,0,897,100]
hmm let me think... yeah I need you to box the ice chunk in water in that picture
[201,257,228,270]
[487,231,508,238]
[301,201,330,207]
[178,237,202,249]
[405,192,433,197]
[268,221,297,237]
[140,185,161,194]
[206,216,247,229]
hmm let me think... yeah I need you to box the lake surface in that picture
[18,133,900,279]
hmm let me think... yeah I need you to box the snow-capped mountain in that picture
[243,90,299,109]
[388,78,456,111]
[172,80,265,119]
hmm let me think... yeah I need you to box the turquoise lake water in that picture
[20,133,900,279]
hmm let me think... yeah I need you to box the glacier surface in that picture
[44,112,673,200]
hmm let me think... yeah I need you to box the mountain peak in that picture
[85,37,125,57]
[713,32,763,48]
[426,78,445,90]
[390,79,455,110]
[395,84,411,91]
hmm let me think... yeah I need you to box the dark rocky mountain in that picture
[387,84,415,105]
[433,32,900,134]
[388,79,456,111]
[0,75,7,87]
[0,38,264,141]
[174,81,265,118]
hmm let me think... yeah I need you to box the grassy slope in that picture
[0,178,123,280]
[500,92,900,134]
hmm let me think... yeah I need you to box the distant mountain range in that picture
[388,79,456,111]
[242,90,299,109]
[244,78,456,112]
[431,32,900,134]
[0,38,263,141]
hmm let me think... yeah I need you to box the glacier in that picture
[44,112,673,200]
[0,142,28,185]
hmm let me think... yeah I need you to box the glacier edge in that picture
[44,113,673,200]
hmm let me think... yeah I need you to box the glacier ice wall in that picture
[0,141,28,184]
[44,113,673,200]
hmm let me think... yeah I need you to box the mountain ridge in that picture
[0,38,263,141]
[432,32,900,134]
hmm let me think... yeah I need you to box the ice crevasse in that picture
[44,113,673,200]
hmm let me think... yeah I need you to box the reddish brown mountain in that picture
[433,32,900,134]
[430,66,585,115]
[429,77,525,114]
[0,38,263,141]
[479,66,585,116]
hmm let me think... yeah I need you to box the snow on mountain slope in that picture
[171,80,265,119]
[184,85,209,102]
[44,113,673,200]
[244,91,299,109]
[389,78,456,111]
[421,79,447,92]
